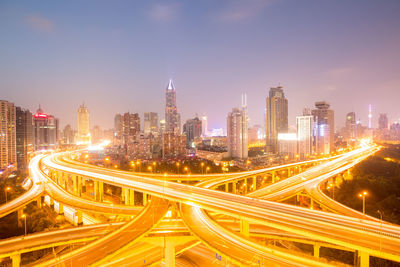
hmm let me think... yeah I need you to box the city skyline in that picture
[1,0,400,131]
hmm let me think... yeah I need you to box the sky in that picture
[1,0,400,132]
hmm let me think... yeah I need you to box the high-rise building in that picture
[33,106,59,150]
[162,132,186,159]
[296,115,314,159]
[314,123,331,155]
[77,103,91,144]
[201,115,209,137]
[345,112,356,141]
[227,96,248,159]
[122,112,140,144]
[0,100,16,170]
[91,125,103,144]
[266,86,288,154]
[183,116,202,148]
[165,79,181,133]
[278,133,298,158]
[312,101,334,152]
[378,114,389,130]
[16,107,33,169]
[144,112,158,135]
[63,124,75,144]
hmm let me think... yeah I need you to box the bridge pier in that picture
[164,238,176,267]
[58,203,64,215]
[232,182,236,194]
[240,219,250,237]
[225,183,229,192]
[252,177,256,191]
[313,244,320,258]
[130,189,135,206]
[11,254,21,267]
[271,171,276,183]
[17,209,23,227]
[143,193,148,206]
[359,251,369,267]
[36,196,42,208]
[76,210,83,226]
[123,188,129,205]
[94,181,104,202]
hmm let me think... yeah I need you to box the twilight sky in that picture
[1,0,400,132]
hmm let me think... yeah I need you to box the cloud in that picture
[26,14,54,33]
[149,3,179,22]
[218,0,275,23]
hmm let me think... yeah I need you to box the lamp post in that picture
[358,191,368,215]
[176,162,180,175]
[21,214,27,236]
[206,166,210,174]
[201,162,205,174]
[5,187,11,203]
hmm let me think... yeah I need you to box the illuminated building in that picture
[114,112,140,146]
[201,115,209,137]
[183,116,202,148]
[278,133,298,158]
[378,113,388,130]
[33,106,59,151]
[159,119,166,133]
[227,95,248,159]
[77,103,91,144]
[16,107,33,169]
[63,124,75,144]
[165,79,181,133]
[0,100,16,169]
[144,112,158,135]
[266,86,288,154]
[345,112,356,141]
[314,123,330,155]
[162,132,186,158]
[312,101,334,152]
[91,125,103,144]
[296,115,314,159]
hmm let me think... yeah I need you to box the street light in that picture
[358,191,368,215]
[206,166,210,174]
[377,210,383,252]
[4,186,11,203]
[147,166,153,173]
[21,214,27,236]
[176,162,180,175]
[152,162,157,173]
[201,162,205,174]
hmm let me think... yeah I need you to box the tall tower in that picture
[165,79,181,133]
[345,112,356,141]
[0,100,16,169]
[368,104,372,129]
[312,101,334,152]
[77,103,91,144]
[227,95,248,159]
[265,86,288,154]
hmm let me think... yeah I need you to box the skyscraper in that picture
[165,79,181,133]
[183,116,202,148]
[33,106,59,150]
[296,115,314,159]
[227,96,248,159]
[312,101,334,152]
[0,100,16,170]
[77,103,91,144]
[63,124,75,144]
[265,86,288,154]
[201,115,208,137]
[122,112,140,144]
[378,113,388,130]
[345,112,356,141]
[16,107,33,169]
[144,112,158,135]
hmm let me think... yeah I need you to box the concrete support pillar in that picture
[73,175,78,195]
[232,182,236,194]
[77,176,82,197]
[359,251,369,267]
[244,179,248,194]
[11,254,21,267]
[310,198,314,209]
[313,244,320,258]
[271,171,276,183]
[99,182,104,202]
[58,203,64,215]
[36,196,42,208]
[287,168,291,177]
[129,189,135,206]
[49,197,54,208]
[225,183,229,192]
[252,177,256,191]
[17,209,23,228]
[123,188,129,205]
[143,193,148,206]
[94,181,99,201]
[76,210,83,226]
[164,239,175,267]
[240,219,250,237]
